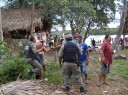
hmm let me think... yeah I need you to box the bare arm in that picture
[100,49,105,63]
[43,46,51,52]
[58,46,64,68]
[59,57,63,68]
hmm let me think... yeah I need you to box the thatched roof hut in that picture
[1,7,43,33]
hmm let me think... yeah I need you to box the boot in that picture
[28,71,33,79]
[65,86,70,92]
[36,70,42,79]
[80,87,84,93]
[35,72,40,79]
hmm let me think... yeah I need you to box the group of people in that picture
[24,30,114,94]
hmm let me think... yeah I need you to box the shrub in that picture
[0,55,32,84]
[0,40,11,59]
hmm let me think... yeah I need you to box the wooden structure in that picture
[1,7,43,39]
[1,7,43,53]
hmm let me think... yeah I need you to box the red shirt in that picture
[100,40,113,64]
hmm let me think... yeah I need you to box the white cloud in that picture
[0,1,5,7]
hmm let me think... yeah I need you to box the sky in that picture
[0,1,5,7]
[0,1,120,31]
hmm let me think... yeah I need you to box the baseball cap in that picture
[65,34,73,39]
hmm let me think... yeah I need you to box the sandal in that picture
[96,83,101,87]
[102,82,109,85]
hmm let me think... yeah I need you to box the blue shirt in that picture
[79,43,88,61]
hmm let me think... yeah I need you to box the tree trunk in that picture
[83,22,91,42]
[70,20,75,32]
[30,2,35,35]
[112,0,127,50]
[0,8,3,41]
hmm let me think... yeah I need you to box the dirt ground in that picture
[0,51,128,95]
[0,78,128,95]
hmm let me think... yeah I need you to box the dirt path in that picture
[0,80,56,95]
[0,78,127,95]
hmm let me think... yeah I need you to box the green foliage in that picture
[0,40,11,58]
[0,54,32,84]
[43,62,63,85]
[112,59,128,80]
[3,0,116,40]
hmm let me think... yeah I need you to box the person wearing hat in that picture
[58,34,85,94]
[62,31,79,46]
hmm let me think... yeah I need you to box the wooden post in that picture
[30,2,35,35]
[0,8,3,41]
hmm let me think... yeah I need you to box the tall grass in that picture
[43,62,63,85]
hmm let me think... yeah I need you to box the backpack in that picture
[63,42,80,63]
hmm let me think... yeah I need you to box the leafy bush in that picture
[0,40,11,58]
[0,55,32,84]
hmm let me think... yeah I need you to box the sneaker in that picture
[96,83,101,87]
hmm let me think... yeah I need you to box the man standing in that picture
[77,36,89,82]
[97,34,113,87]
[58,34,85,94]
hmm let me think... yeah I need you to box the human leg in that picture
[31,60,42,77]
[97,63,109,86]
[81,60,87,80]
[39,54,46,73]
[97,63,105,87]
[71,64,85,93]
[63,63,71,90]
[27,59,41,78]
[102,64,110,84]
[97,73,103,87]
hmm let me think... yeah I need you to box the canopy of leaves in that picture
[3,0,116,37]
[2,0,95,30]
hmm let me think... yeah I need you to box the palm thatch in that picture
[1,8,43,32]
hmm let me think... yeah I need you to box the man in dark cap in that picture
[58,34,85,94]
[62,31,79,45]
